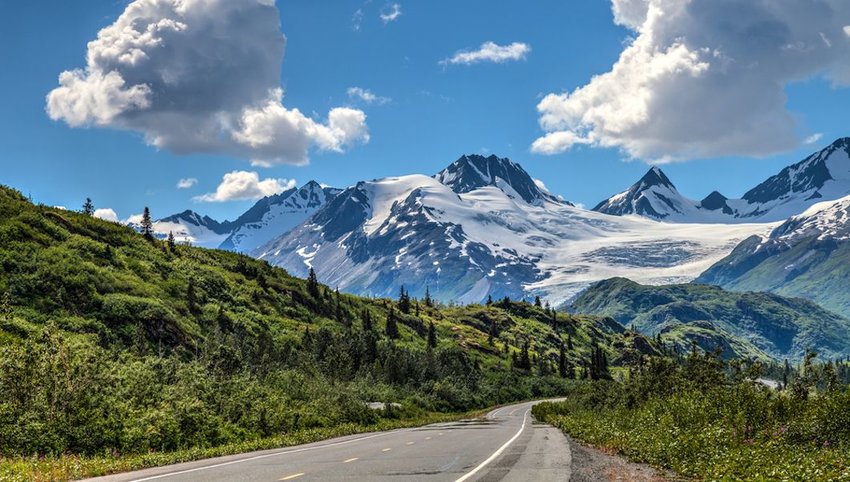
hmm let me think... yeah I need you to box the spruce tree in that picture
[385,307,399,339]
[398,286,411,314]
[424,286,433,307]
[362,309,373,332]
[427,322,437,349]
[558,343,568,378]
[307,267,320,299]
[486,294,493,306]
[141,207,154,239]
[82,197,94,216]
[567,334,573,350]
[187,279,197,313]
[519,341,531,370]
[167,231,176,251]
[534,295,542,308]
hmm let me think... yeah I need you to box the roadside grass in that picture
[0,411,480,482]
[534,386,850,481]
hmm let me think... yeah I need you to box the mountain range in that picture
[145,138,850,314]
[594,137,850,223]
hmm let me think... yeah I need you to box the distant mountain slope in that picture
[697,194,850,318]
[255,155,771,305]
[219,181,341,253]
[593,138,850,223]
[571,277,850,361]
[148,181,340,251]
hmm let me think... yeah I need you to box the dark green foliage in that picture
[307,268,320,299]
[427,321,437,349]
[385,307,399,339]
[398,286,411,314]
[574,277,850,361]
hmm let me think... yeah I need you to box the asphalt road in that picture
[86,400,572,482]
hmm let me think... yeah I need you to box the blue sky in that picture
[1,0,849,221]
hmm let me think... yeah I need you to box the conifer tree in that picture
[82,197,94,216]
[567,333,573,350]
[187,279,197,313]
[534,295,542,308]
[486,294,493,306]
[141,207,154,239]
[427,321,437,349]
[558,343,568,378]
[167,231,176,251]
[519,341,531,370]
[362,309,373,332]
[385,307,399,339]
[398,286,411,314]
[307,267,320,299]
[424,286,433,307]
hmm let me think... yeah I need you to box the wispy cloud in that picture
[347,87,391,105]
[352,8,364,31]
[441,41,531,66]
[380,3,402,24]
[804,133,825,145]
[176,178,198,189]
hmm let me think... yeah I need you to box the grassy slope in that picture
[571,277,850,361]
[0,185,660,480]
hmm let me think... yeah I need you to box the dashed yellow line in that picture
[280,473,305,481]
[406,441,415,445]
[382,448,392,452]
[344,457,358,463]
[425,436,432,440]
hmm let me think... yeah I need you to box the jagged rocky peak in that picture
[435,154,562,205]
[638,166,676,189]
[158,209,231,233]
[700,191,733,214]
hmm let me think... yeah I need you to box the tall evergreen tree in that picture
[385,307,399,339]
[187,279,197,313]
[82,197,94,216]
[486,294,493,306]
[427,322,437,349]
[424,286,433,307]
[558,343,568,378]
[567,333,574,350]
[141,207,154,239]
[398,286,411,314]
[167,231,176,251]
[519,341,531,370]
[362,309,373,332]
[307,267,321,299]
[534,295,542,308]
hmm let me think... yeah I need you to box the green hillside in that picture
[571,277,850,361]
[697,235,850,319]
[0,185,659,478]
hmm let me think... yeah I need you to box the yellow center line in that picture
[344,457,358,463]
[280,473,305,481]
[382,448,392,452]
[406,441,415,445]
[425,436,432,440]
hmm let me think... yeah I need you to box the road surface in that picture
[86,400,572,482]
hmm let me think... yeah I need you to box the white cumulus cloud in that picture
[46,0,368,166]
[176,178,198,189]
[533,0,850,162]
[804,133,825,145]
[380,4,402,23]
[442,42,531,66]
[194,171,296,202]
[93,208,119,222]
[347,87,391,105]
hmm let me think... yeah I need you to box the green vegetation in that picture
[698,234,850,319]
[534,349,850,481]
[0,186,658,480]
[572,277,850,361]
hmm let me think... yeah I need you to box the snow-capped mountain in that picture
[151,210,235,247]
[594,138,850,223]
[255,155,772,305]
[736,137,850,219]
[697,194,850,317]
[219,181,341,253]
[435,154,566,206]
[593,167,699,219]
[146,181,341,250]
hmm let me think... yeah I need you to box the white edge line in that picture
[130,431,394,481]
[454,408,529,482]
